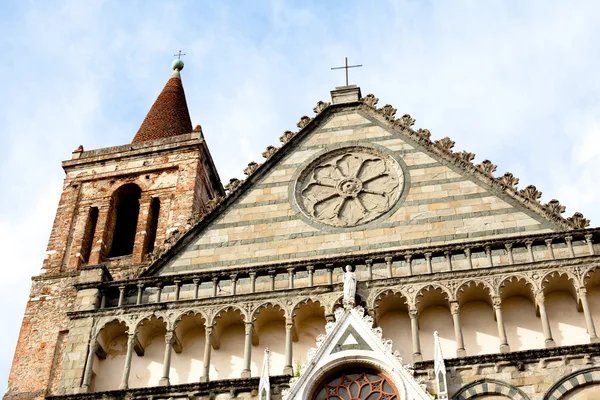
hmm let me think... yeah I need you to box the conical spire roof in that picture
[132,60,193,143]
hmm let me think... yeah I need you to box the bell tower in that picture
[5,59,223,399]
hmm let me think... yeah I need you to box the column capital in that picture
[325,264,334,271]
[268,268,277,276]
[306,265,315,272]
[545,238,553,246]
[365,259,373,266]
[287,267,295,274]
[424,252,432,260]
[384,256,393,263]
[192,278,200,285]
[408,307,418,319]
[173,279,181,285]
[525,240,534,247]
[577,286,588,297]
[165,330,175,344]
[450,301,460,315]
[504,242,513,250]
[404,254,412,262]
[585,234,594,243]
[212,276,219,283]
[565,235,573,244]
[285,318,294,328]
[229,273,238,281]
[249,271,257,278]
[205,324,214,334]
[118,285,127,291]
[244,321,254,334]
[137,282,145,289]
[535,291,546,305]
[492,296,502,309]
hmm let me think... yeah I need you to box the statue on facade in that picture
[343,265,357,308]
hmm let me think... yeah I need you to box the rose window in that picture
[312,370,399,400]
[297,148,404,227]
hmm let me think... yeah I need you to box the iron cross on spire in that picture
[331,57,362,86]
[174,50,186,59]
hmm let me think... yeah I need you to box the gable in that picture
[158,102,565,275]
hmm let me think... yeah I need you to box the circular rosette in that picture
[298,148,403,227]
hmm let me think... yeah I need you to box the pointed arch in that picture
[454,378,530,400]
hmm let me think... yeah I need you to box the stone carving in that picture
[456,151,475,163]
[497,172,519,189]
[397,114,416,128]
[378,104,397,120]
[416,128,431,141]
[297,148,404,227]
[261,146,279,159]
[434,137,455,152]
[362,94,379,108]
[279,130,296,144]
[568,212,590,229]
[477,160,497,176]
[313,101,330,114]
[297,116,312,129]
[520,185,542,202]
[225,178,241,193]
[343,265,357,308]
[244,162,261,176]
[545,199,566,216]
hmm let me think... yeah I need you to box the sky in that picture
[1,0,600,394]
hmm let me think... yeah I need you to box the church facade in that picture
[5,60,600,400]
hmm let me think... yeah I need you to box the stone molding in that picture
[543,366,600,400]
[452,378,530,400]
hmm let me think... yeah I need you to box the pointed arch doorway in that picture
[311,367,400,400]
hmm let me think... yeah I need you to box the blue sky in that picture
[1,0,600,394]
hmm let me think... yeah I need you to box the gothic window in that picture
[108,184,141,257]
[312,369,399,400]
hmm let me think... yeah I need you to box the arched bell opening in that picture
[310,365,400,400]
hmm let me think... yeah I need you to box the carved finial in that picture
[243,161,261,176]
[416,128,431,141]
[279,130,296,144]
[225,178,242,193]
[73,145,84,153]
[519,185,542,202]
[455,151,475,163]
[477,160,497,176]
[262,145,279,159]
[378,104,397,120]
[297,116,312,129]
[545,199,566,216]
[205,196,223,212]
[568,212,591,229]
[193,125,203,132]
[362,94,379,108]
[434,137,455,152]
[313,101,330,115]
[396,114,415,128]
[497,172,519,189]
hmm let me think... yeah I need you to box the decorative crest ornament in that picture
[477,159,497,176]
[416,128,431,141]
[313,101,330,114]
[397,114,416,128]
[361,93,379,108]
[297,115,312,129]
[279,130,296,144]
[520,185,542,202]
[243,161,261,176]
[261,145,279,159]
[568,212,590,229]
[545,199,566,216]
[434,137,455,153]
[455,151,475,163]
[378,104,397,120]
[224,178,241,193]
[497,172,519,189]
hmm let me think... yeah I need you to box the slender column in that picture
[230,274,238,296]
[565,236,575,258]
[492,296,510,352]
[241,322,253,378]
[485,246,493,267]
[444,251,452,271]
[287,268,295,289]
[425,252,433,274]
[201,325,213,382]
[545,239,555,260]
[212,277,219,297]
[464,248,473,269]
[385,256,393,278]
[405,254,413,275]
[81,339,98,391]
[118,286,126,307]
[283,318,294,375]
[119,334,136,389]
[408,308,422,362]
[249,272,257,293]
[505,243,514,264]
[526,240,535,262]
[450,302,466,357]
[306,266,314,287]
[269,269,276,290]
[136,283,144,305]
[578,287,598,342]
[193,278,200,299]
[536,292,555,348]
[155,283,163,303]
[100,289,106,309]
[586,234,595,255]
[365,259,373,280]
[173,280,181,301]
[159,330,174,386]
[326,264,334,285]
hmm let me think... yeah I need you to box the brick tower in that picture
[5,59,223,400]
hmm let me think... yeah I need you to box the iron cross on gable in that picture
[174,50,186,59]
[331,57,362,86]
